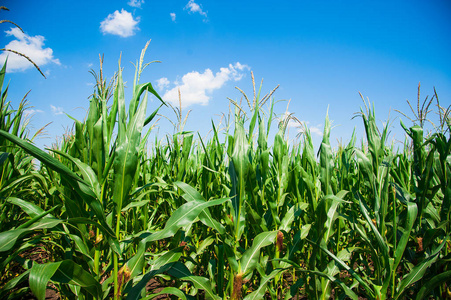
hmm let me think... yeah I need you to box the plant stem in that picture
[114,210,121,300]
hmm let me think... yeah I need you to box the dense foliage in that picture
[0,46,450,299]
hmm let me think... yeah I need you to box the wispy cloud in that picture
[50,105,64,115]
[100,9,140,37]
[128,0,144,8]
[161,62,249,108]
[24,108,44,118]
[300,120,323,137]
[0,28,60,73]
[184,0,207,19]
[170,13,176,22]
[156,77,170,91]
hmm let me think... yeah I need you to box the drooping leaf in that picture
[240,231,277,275]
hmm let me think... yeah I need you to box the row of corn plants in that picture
[1,44,450,299]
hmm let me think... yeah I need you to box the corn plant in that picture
[1,42,450,299]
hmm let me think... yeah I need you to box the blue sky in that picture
[2,0,450,150]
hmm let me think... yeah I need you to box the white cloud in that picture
[0,28,60,72]
[310,126,323,136]
[184,0,207,18]
[156,77,170,91]
[161,62,249,108]
[100,9,140,37]
[170,13,176,22]
[24,108,44,118]
[128,0,144,8]
[300,121,323,137]
[50,105,64,115]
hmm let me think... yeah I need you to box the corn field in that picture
[0,45,450,300]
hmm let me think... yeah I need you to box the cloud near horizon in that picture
[0,28,60,73]
[100,9,140,37]
[160,63,249,108]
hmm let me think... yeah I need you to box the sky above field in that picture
[1,0,451,151]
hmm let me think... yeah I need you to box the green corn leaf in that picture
[313,268,359,300]
[26,217,62,231]
[144,103,164,127]
[141,287,187,300]
[125,249,182,299]
[0,229,29,252]
[121,194,225,277]
[0,58,6,91]
[0,129,115,238]
[167,262,221,300]
[309,238,374,297]
[92,115,105,173]
[174,181,226,234]
[246,202,269,232]
[395,238,447,299]
[67,217,116,239]
[0,209,61,252]
[300,223,312,240]
[0,269,30,298]
[243,268,284,300]
[240,231,277,276]
[231,119,250,205]
[51,149,102,198]
[29,262,61,300]
[107,87,119,142]
[129,82,165,120]
[30,260,102,300]
[273,126,286,166]
[177,134,193,180]
[7,197,45,218]
[113,91,148,214]
[0,130,84,184]
[115,62,126,144]
[174,181,204,201]
[415,270,451,300]
[248,104,259,144]
[65,233,92,260]
[319,112,334,195]
[143,197,229,243]
[322,248,357,296]
[279,203,307,232]
[275,258,359,300]
[121,200,151,212]
[323,192,348,243]
[0,151,10,166]
[51,260,102,299]
[393,201,417,270]
[359,197,390,268]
